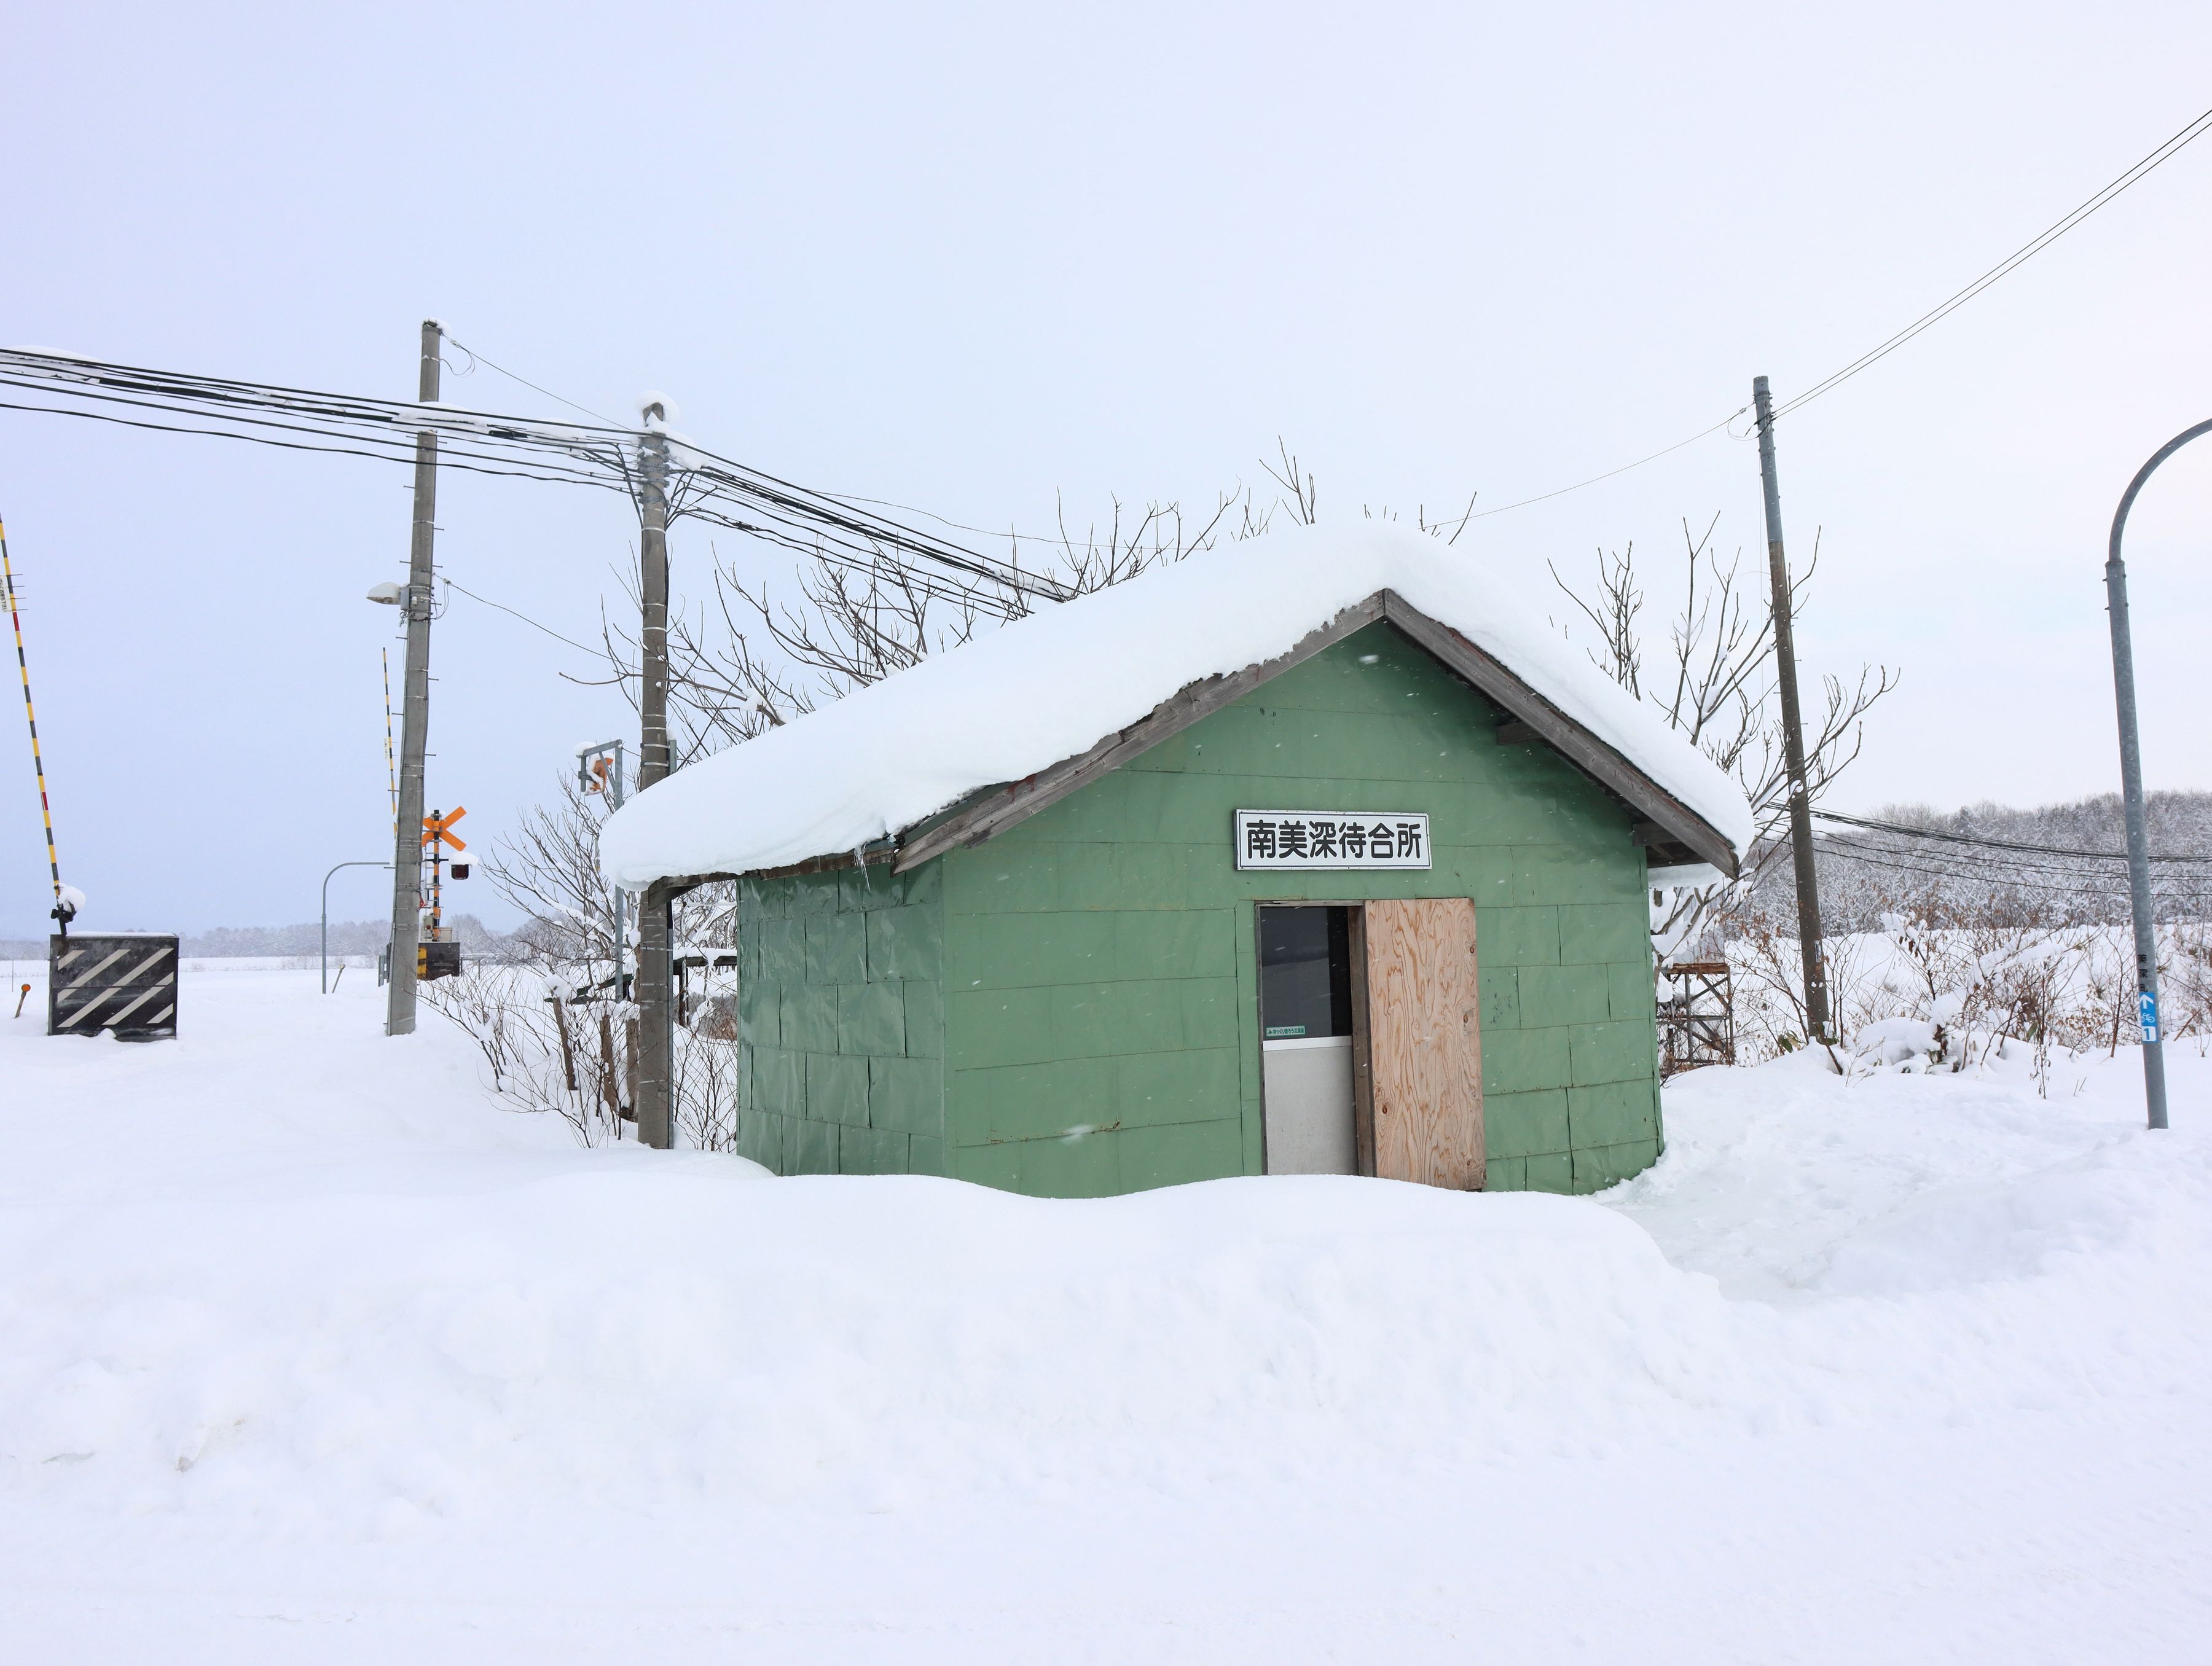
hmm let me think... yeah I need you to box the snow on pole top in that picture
[597,522,1756,888]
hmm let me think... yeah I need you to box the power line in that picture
[0,346,1059,616]
[1818,843,2144,900]
[19,84,2206,639]
[673,442,1073,605]
[1772,104,2212,420]
[1822,834,2116,882]
[1818,835,2191,893]
[0,394,623,490]
[441,335,624,427]
[1461,100,2212,522]
[1813,807,2212,864]
[1814,832,2212,899]
[441,577,605,655]
[645,86,2212,552]
[1458,409,1749,525]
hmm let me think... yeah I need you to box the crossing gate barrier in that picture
[49,933,179,1039]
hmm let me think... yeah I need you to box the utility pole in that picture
[633,408,675,1148]
[1751,375,1832,1046]
[2104,415,2212,1131]
[385,320,442,1036]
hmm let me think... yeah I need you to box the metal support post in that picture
[2105,415,2212,1131]
[386,320,442,1036]
[1751,375,1832,1046]
[323,860,391,992]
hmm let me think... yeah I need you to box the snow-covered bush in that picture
[1720,882,2212,1087]
[423,961,743,1149]
[414,768,746,1149]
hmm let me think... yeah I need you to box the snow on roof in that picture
[600,523,1755,887]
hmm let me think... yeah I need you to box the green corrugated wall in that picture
[735,619,1663,1194]
[735,862,947,1177]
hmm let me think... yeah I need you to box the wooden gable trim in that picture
[1376,592,1738,877]
[653,839,902,901]
[890,595,1389,873]
[794,585,1735,883]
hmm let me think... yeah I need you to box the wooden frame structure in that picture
[1657,960,1736,1077]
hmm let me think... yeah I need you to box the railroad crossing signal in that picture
[422,806,466,852]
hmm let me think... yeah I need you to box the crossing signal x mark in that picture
[422,806,467,852]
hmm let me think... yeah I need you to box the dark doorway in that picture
[1257,904,1357,1174]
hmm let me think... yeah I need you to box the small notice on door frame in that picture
[1234,810,1432,870]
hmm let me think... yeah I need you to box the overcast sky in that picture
[4,2,2210,937]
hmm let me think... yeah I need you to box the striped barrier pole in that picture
[1,518,68,933]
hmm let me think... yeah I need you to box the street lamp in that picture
[323,860,392,993]
[2104,415,2212,1132]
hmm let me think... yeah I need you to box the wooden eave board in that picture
[891,595,1389,872]
[1375,593,1738,877]
[715,586,1734,882]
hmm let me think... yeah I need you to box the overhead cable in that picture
[441,335,624,427]
[441,578,606,656]
[1812,806,2212,864]
[1458,101,2212,523]
[0,346,1054,617]
[1772,104,2212,420]
[1814,839,2207,903]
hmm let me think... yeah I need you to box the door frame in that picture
[1252,899,1367,1178]
[1347,904,1378,1176]
[1252,898,1481,1186]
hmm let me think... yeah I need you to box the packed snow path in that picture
[4,963,2210,1662]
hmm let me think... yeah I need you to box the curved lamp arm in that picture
[322,859,393,994]
[2103,416,2212,1130]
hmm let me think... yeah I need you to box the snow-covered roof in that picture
[599,523,1755,888]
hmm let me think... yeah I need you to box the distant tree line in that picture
[1739,791,2212,934]
[0,915,511,962]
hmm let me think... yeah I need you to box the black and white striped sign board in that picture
[49,933,179,1039]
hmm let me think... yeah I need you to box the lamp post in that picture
[323,860,393,993]
[2104,415,2212,1132]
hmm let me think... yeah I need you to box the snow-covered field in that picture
[5,966,2210,1662]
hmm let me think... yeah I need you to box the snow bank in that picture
[600,523,1754,888]
[9,969,2212,1660]
[0,974,1763,1520]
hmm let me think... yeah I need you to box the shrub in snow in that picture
[1725,888,2212,1090]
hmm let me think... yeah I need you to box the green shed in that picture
[602,526,1750,1197]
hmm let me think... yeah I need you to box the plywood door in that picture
[1363,898,1484,1189]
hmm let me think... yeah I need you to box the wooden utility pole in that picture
[1751,375,1831,1044]
[632,410,675,1147]
[385,321,442,1036]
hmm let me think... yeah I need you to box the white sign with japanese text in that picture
[1234,810,1432,870]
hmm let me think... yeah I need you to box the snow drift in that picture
[598,522,1755,888]
[9,968,2212,1661]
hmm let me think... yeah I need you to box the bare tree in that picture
[1260,438,1318,527]
[577,476,1284,767]
[483,772,624,985]
[1551,514,1897,955]
[422,765,743,1148]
